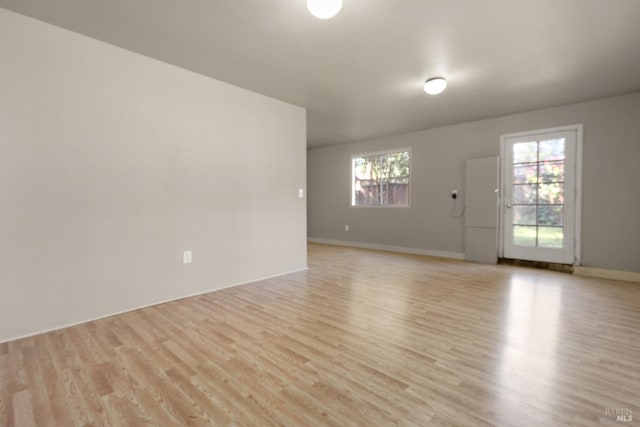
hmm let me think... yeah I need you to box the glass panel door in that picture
[502,130,577,264]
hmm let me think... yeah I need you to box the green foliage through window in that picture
[352,150,410,206]
[511,138,565,248]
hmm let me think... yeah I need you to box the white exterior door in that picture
[501,126,581,264]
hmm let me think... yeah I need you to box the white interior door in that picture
[465,157,499,264]
[501,127,580,264]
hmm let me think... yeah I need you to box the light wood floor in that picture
[1,243,638,426]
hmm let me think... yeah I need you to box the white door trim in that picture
[499,124,583,264]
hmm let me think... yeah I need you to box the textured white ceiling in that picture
[2,0,639,147]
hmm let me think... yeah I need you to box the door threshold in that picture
[498,258,574,274]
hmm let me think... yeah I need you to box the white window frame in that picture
[350,147,412,208]
[499,124,583,264]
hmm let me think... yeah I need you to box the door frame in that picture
[499,124,583,264]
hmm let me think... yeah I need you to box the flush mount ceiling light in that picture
[307,0,343,19]
[423,77,448,95]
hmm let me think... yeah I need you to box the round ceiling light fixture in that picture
[307,0,343,19]
[423,77,448,95]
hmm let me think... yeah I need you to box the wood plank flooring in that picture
[1,243,639,426]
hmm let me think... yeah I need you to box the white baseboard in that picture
[307,237,465,260]
[573,266,640,283]
[1,266,308,344]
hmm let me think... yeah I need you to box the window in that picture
[352,149,410,207]
[511,138,566,248]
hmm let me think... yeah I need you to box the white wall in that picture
[0,9,307,343]
[308,92,640,273]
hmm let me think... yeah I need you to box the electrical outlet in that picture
[183,250,192,264]
[451,189,458,199]
[345,225,350,231]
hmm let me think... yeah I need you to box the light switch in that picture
[298,188,304,198]
[183,250,192,264]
